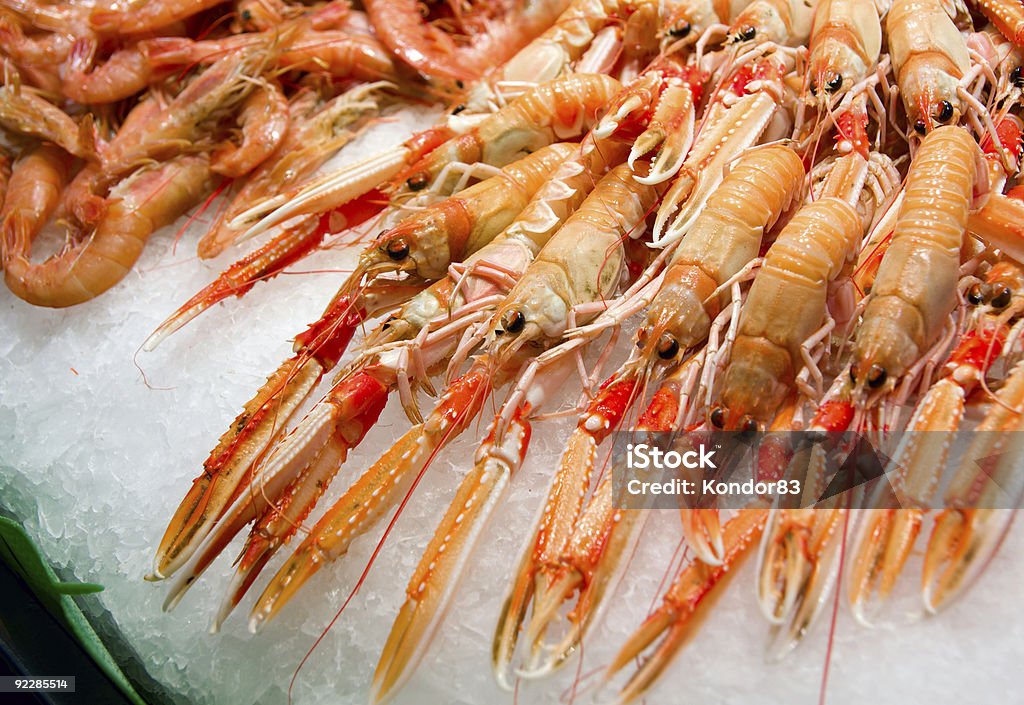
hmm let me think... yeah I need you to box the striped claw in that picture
[493,376,642,686]
[603,510,768,705]
[150,357,323,581]
[248,362,494,631]
[847,377,965,625]
[232,146,406,244]
[519,477,644,682]
[922,360,1024,613]
[149,293,366,580]
[374,354,581,701]
[849,317,1011,622]
[162,370,390,626]
[373,402,533,704]
[143,215,328,351]
[923,507,1019,615]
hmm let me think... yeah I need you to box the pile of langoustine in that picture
[9,0,1024,701]
[0,0,572,304]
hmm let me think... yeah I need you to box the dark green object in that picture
[0,517,147,705]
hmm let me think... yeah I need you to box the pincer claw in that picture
[603,510,767,705]
[231,146,406,242]
[629,79,695,185]
[679,508,725,565]
[921,360,1024,613]
[592,92,647,140]
[493,376,644,685]
[847,377,965,625]
[756,506,844,661]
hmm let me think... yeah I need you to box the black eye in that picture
[406,173,428,191]
[740,26,756,41]
[740,416,759,435]
[452,104,466,115]
[668,22,691,38]
[826,73,843,93]
[241,9,252,20]
[501,309,525,334]
[385,238,409,260]
[1013,66,1023,87]
[936,100,954,123]
[991,286,1013,309]
[656,334,679,360]
[967,283,989,305]
[866,365,887,389]
[914,120,927,135]
[710,406,725,429]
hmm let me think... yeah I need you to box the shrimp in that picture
[57,95,165,231]
[846,263,1024,623]
[639,144,806,368]
[278,30,399,82]
[143,26,400,83]
[710,158,871,432]
[0,10,74,66]
[726,0,817,46]
[362,0,569,82]
[97,45,272,187]
[886,0,971,134]
[60,37,162,104]
[209,80,289,179]
[89,0,225,34]
[5,155,214,307]
[851,126,988,394]
[232,72,622,249]
[0,144,73,273]
[0,78,93,159]
[805,0,882,102]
